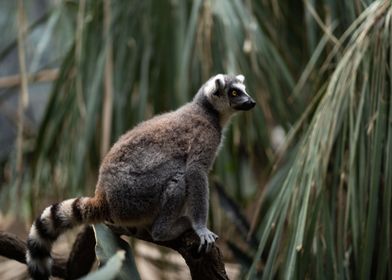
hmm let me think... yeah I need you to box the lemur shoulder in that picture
[26,74,255,280]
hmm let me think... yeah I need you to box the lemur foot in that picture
[194,227,218,253]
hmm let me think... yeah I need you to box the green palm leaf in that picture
[248,1,392,278]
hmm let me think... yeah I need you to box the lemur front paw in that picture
[194,227,218,253]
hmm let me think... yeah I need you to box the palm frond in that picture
[248,1,392,278]
[0,0,299,214]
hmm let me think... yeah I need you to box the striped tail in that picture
[26,196,108,280]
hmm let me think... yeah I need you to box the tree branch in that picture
[107,225,229,280]
[0,68,59,88]
[0,231,68,278]
[0,225,229,280]
[66,226,96,279]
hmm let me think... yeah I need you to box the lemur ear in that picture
[236,74,245,83]
[214,75,225,96]
[204,74,225,96]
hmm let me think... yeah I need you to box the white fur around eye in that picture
[236,75,245,83]
[232,83,246,93]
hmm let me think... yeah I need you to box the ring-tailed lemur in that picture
[26,74,255,279]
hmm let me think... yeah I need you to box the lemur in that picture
[26,74,255,279]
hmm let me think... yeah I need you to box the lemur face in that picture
[204,74,256,113]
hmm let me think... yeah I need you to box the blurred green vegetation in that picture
[0,0,391,279]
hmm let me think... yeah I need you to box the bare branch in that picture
[107,225,230,280]
[66,226,96,279]
[0,225,229,280]
[0,68,59,88]
[0,231,67,278]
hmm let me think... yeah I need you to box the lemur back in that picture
[26,74,255,279]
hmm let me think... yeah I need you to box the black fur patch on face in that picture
[227,87,255,111]
[227,87,244,98]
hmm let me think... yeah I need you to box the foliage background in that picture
[0,0,391,279]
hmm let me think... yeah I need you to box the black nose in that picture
[239,99,256,111]
[248,99,256,108]
[232,96,256,111]
[244,98,256,110]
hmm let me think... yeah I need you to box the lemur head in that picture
[197,74,255,123]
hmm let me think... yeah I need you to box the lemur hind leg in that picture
[151,216,191,241]
[150,173,191,241]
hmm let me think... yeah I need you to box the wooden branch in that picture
[107,225,230,280]
[0,225,229,280]
[0,231,67,278]
[0,231,26,264]
[0,68,59,88]
[66,226,96,279]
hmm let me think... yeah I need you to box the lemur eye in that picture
[231,90,238,97]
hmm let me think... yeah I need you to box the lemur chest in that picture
[179,122,222,168]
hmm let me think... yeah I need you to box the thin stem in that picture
[101,0,114,158]
[16,0,29,185]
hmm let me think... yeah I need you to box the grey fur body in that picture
[26,74,255,280]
